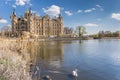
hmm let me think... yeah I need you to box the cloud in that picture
[96,4,104,11]
[65,11,73,16]
[0,19,8,24]
[12,5,16,8]
[83,5,104,13]
[5,0,11,4]
[15,0,31,6]
[42,5,61,17]
[84,8,96,13]
[111,13,120,21]
[84,23,98,27]
[77,10,82,13]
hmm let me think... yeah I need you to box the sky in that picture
[0,0,120,34]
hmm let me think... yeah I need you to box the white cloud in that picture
[84,8,96,13]
[92,8,96,10]
[65,11,73,16]
[42,5,61,17]
[15,0,31,6]
[12,5,16,8]
[77,10,82,13]
[96,4,104,11]
[96,4,101,8]
[0,19,8,24]
[111,13,120,21]
[5,0,11,4]
[84,23,98,27]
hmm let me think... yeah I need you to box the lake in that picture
[30,39,120,80]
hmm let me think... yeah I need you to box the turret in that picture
[58,13,63,35]
[29,7,32,15]
[25,9,29,18]
[10,8,17,19]
[24,8,32,19]
[10,9,18,34]
[58,14,63,22]
[58,14,62,18]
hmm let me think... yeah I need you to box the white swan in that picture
[72,69,78,77]
[45,75,52,80]
[35,66,39,75]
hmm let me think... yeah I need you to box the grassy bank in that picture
[0,38,31,80]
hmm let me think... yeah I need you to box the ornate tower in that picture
[58,14,63,36]
[10,9,18,34]
[25,8,33,33]
[28,8,34,33]
[24,9,29,19]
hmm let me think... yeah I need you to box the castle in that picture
[10,9,63,37]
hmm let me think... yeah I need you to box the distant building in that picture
[63,27,73,37]
[10,9,63,37]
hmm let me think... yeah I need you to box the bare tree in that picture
[75,26,86,37]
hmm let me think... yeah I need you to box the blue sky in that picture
[0,0,120,34]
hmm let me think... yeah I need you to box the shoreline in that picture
[1,37,120,42]
[21,37,120,41]
[99,37,120,39]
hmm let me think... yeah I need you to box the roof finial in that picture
[29,7,31,12]
[13,8,15,12]
[59,8,62,17]
[13,8,16,15]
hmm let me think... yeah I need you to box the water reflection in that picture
[28,39,120,80]
[28,41,64,80]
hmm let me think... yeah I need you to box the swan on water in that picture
[35,66,40,75]
[72,69,78,77]
[45,75,52,80]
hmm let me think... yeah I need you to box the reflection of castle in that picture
[28,41,63,68]
[10,9,63,37]
[39,42,63,68]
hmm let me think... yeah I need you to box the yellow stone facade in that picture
[10,9,63,37]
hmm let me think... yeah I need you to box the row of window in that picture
[43,23,59,26]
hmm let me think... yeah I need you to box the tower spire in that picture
[59,8,62,17]
[29,7,31,11]
[12,8,16,16]
[13,8,15,14]
[13,8,15,12]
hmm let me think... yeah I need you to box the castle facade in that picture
[10,9,63,37]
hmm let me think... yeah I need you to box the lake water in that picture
[30,39,120,80]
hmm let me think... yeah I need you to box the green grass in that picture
[0,76,7,80]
